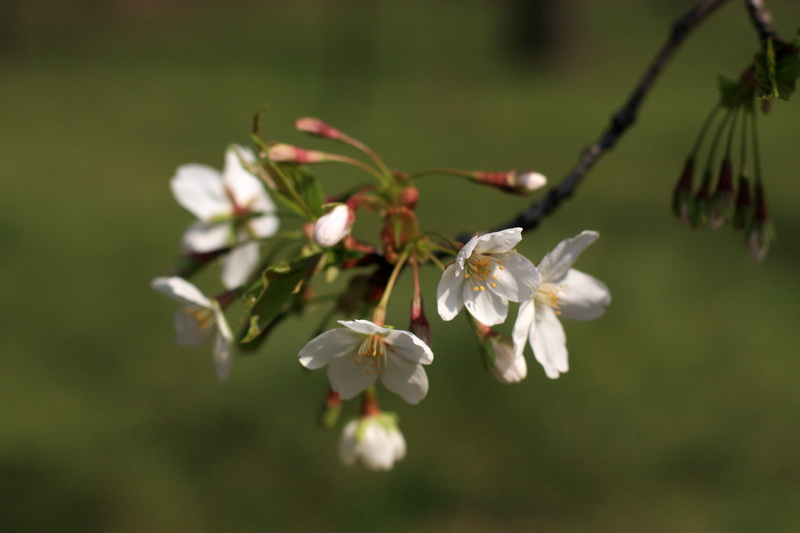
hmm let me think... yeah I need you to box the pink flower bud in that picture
[267,143,328,164]
[312,204,354,248]
[295,117,344,141]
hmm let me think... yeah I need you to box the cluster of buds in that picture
[152,115,611,470]
[672,34,800,261]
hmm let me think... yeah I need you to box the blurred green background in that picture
[3,0,800,531]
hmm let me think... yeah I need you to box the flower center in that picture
[356,334,388,374]
[185,306,215,331]
[464,253,503,292]
[535,282,565,314]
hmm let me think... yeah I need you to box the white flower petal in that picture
[436,264,464,321]
[388,426,407,461]
[512,299,536,358]
[455,235,481,274]
[338,420,360,466]
[380,356,429,404]
[151,276,212,308]
[489,251,539,303]
[170,164,229,221]
[384,329,434,364]
[181,220,231,253]
[298,328,361,369]
[531,304,568,379]
[473,227,523,255]
[221,241,261,289]
[173,307,212,346]
[212,303,234,381]
[222,146,264,206]
[556,269,611,321]
[359,423,397,470]
[247,212,280,240]
[539,230,599,282]
[327,355,378,400]
[463,282,508,326]
[339,319,384,337]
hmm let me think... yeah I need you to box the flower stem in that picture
[371,247,410,326]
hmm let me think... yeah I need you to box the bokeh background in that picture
[3,0,800,531]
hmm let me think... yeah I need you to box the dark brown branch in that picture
[745,0,776,40]
[491,0,734,235]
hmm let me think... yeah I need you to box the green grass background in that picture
[3,0,800,531]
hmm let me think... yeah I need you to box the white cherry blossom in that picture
[170,146,278,289]
[339,414,407,470]
[298,320,433,404]
[512,231,611,379]
[151,276,234,381]
[437,227,539,326]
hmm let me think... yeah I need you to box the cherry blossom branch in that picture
[490,0,735,235]
[745,0,776,40]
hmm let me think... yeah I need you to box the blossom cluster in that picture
[152,117,610,470]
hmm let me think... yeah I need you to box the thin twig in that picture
[745,0,776,40]
[489,0,733,235]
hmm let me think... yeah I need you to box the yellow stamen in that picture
[356,334,388,374]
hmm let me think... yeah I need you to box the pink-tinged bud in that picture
[312,204,354,248]
[267,143,328,164]
[671,157,695,225]
[691,168,713,227]
[747,182,772,262]
[471,170,546,195]
[733,174,752,230]
[409,295,432,347]
[317,389,341,429]
[295,117,344,141]
[511,171,547,192]
[708,157,734,230]
[399,186,419,209]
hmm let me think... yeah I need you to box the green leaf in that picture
[754,38,800,101]
[284,166,326,218]
[239,253,323,343]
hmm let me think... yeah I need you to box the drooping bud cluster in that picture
[671,68,774,261]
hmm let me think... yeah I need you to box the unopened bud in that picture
[747,182,772,262]
[671,157,695,225]
[317,389,342,429]
[295,117,344,141]
[474,326,527,384]
[691,168,713,227]
[399,186,419,210]
[510,170,547,193]
[471,170,546,194]
[267,143,328,164]
[313,204,354,248]
[733,174,752,230]
[409,295,432,347]
[487,335,527,384]
[708,157,734,229]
